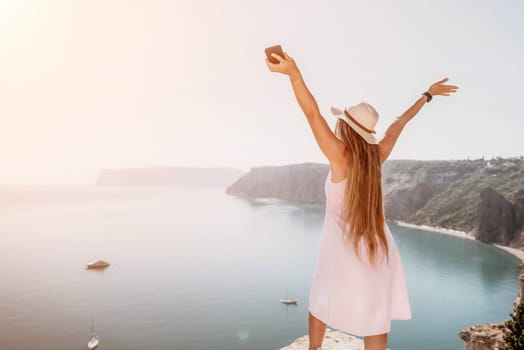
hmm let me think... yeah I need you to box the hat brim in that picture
[330,106,378,144]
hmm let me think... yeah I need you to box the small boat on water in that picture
[88,335,99,350]
[86,259,110,269]
[280,289,298,305]
[87,317,100,349]
[280,298,298,305]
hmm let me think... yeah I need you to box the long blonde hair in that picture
[334,119,390,270]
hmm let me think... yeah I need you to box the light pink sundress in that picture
[308,170,412,337]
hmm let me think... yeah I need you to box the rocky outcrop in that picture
[279,328,366,350]
[458,323,507,350]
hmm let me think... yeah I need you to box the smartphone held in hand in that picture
[265,45,284,64]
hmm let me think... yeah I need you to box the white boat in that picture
[280,289,298,305]
[280,298,298,305]
[88,335,99,350]
[86,258,110,269]
[87,317,100,349]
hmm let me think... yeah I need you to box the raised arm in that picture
[265,52,345,164]
[378,77,459,164]
[378,96,425,164]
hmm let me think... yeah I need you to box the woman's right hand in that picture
[265,52,301,77]
[428,77,459,97]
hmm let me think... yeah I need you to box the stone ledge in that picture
[280,327,391,350]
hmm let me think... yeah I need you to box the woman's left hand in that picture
[428,77,459,97]
[265,52,300,77]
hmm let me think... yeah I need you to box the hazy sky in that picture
[1,0,523,184]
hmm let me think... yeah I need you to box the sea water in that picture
[0,185,519,350]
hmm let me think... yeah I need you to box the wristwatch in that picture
[422,91,432,102]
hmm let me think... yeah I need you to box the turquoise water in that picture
[0,185,519,350]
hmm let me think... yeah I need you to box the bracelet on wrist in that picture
[422,91,432,102]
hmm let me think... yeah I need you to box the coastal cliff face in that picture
[380,159,468,223]
[382,158,524,234]
[477,187,524,246]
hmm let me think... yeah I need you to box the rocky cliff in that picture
[477,187,524,246]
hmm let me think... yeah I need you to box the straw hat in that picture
[330,102,379,144]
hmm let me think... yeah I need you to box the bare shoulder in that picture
[328,137,348,164]
[328,152,350,182]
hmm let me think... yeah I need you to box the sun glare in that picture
[0,0,18,14]
[0,0,41,48]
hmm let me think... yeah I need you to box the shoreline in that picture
[393,220,524,261]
